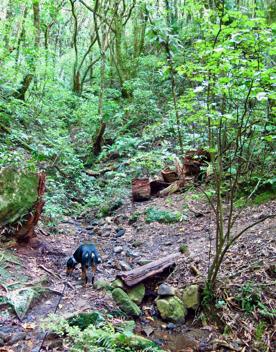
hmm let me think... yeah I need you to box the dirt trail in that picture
[1,193,275,351]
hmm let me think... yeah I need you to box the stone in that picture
[167,322,176,330]
[112,288,141,317]
[115,228,125,237]
[142,325,154,337]
[158,284,176,296]
[0,338,4,347]
[9,332,27,345]
[137,258,152,266]
[126,250,141,258]
[182,284,200,310]
[111,279,125,289]
[156,296,186,322]
[94,279,112,291]
[114,246,123,254]
[91,220,99,226]
[119,260,132,271]
[0,332,10,342]
[128,283,145,305]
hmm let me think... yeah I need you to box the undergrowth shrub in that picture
[43,313,164,352]
[145,207,181,224]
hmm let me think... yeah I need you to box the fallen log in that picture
[159,179,186,197]
[117,253,180,287]
[149,179,170,195]
[161,168,179,183]
[132,178,151,202]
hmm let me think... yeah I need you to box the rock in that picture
[48,339,63,350]
[158,284,176,296]
[94,279,112,290]
[182,285,200,310]
[164,241,173,246]
[0,338,4,347]
[156,296,186,322]
[111,279,125,289]
[114,246,123,254]
[126,250,141,258]
[9,332,27,345]
[132,240,143,247]
[115,228,125,237]
[128,283,145,305]
[112,288,141,317]
[167,322,176,330]
[137,258,152,266]
[0,332,10,342]
[142,325,154,337]
[119,260,132,271]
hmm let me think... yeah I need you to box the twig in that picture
[38,265,62,279]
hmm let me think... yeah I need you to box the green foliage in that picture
[237,282,276,318]
[128,211,141,224]
[179,244,188,254]
[255,321,266,341]
[68,312,105,331]
[145,207,181,224]
[43,314,163,352]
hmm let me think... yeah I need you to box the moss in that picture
[0,168,39,225]
[112,288,141,317]
[145,207,181,224]
[127,283,145,305]
[179,244,188,254]
[235,191,276,208]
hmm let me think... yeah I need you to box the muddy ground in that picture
[0,192,275,352]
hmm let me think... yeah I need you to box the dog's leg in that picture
[91,262,97,285]
[81,265,88,287]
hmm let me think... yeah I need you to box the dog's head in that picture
[66,256,77,276]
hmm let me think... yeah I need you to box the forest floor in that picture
[0,191,275,352]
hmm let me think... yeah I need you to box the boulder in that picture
[182,284,200,310]
[111,279,125,289]
[112,288,141,317]
[158,283,176,296]
[128,283,145,305]
[156,296,186,322]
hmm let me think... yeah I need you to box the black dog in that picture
[66,244,102,285]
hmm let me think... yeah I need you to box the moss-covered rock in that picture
[128,283,145,305]
[94,279,112,291]
[0,168,39,225]
[111,279,125,289]
[182,284,200,310]
[156,296,186,322]
[112,288,141,317]
[116,334,164,350]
